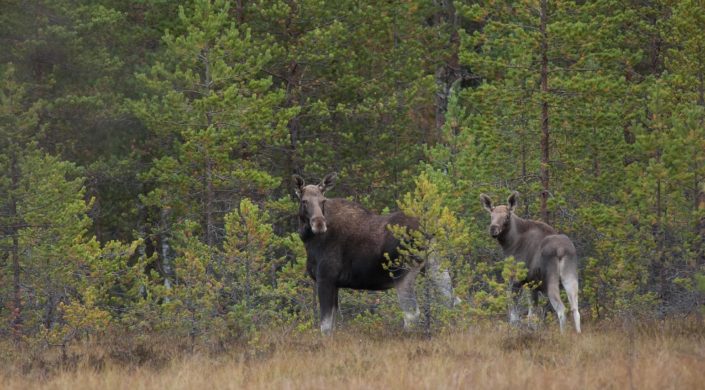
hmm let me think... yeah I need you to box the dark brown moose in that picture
[480,192,581,333]
[294,173,459,334]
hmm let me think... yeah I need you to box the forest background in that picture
[1,0,705,363]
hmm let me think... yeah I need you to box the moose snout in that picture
[490,225,500,237]
[311,216,327,234]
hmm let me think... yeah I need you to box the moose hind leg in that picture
[563,275,581,333]
[546,277,566,333]
[317,282,338,335]
[428,251,461,307]
[528,289,540,318]
[508,280,525,326]
[395,268,420,329]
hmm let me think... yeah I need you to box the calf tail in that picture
[556,246,566,261]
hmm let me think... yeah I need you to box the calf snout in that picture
[311,216,327,234]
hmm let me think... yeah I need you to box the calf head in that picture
[293,173,337,234]
[480,191,518,238]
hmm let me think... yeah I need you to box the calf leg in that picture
[395,267,420,329]
[317,281,338,335]
[528,289,539,318]
[562,275,581,333]
[558,254,581,333]
[546,276,566,333]
[508,281,523,325]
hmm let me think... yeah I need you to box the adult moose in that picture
[480,192,581,333]
[294,173,458,334]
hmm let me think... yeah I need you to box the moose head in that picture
[293,173,337,234]
[480,191,518,238]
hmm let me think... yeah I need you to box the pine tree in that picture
[245,0,450,209]
[1,64,147,349]
[388,173,471,333]
[436,0,667,319]
[132,0,298,288]
[0,64,42,341]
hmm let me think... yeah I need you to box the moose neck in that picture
[497,212,522,253]
[299,209,330,242]
[298,221,314,241]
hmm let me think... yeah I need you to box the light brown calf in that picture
[480,192,581,333]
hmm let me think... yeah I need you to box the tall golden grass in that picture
[2,319,704,389]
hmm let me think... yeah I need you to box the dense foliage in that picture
[1,0,704,350]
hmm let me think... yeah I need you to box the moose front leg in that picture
[317,281,338,335]
[395,267,421,330]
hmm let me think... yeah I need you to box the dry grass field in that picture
[2,320,705,389]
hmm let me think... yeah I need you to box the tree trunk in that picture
[234,0,244,24]
[160,207,173,294]
[282,1,304,177]
[201,45,216,251]
[593,127,601,178]
[695,66,705,265]
[697,66,705,265]
[205,156,215,250]
[539,0,550,224]
[623,67,636,167]
[697,68,704,108]
[654,175,668,299]
[10,153,22,342]
[136,201,148,297]
[433,0,461,134]
[698,184,705,265]
[286,60,302,176]
[520,107,529,216]
[44,291,55,330]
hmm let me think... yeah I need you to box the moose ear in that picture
[480,193,493,212]
[292,174,305,199]
[318,172,337,193]
[507,191,519,212]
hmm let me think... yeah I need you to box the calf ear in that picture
[292,174,305,199]
[318,172,337,193]
[480,193,493,212]
[507,191,519,212]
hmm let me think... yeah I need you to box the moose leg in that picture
[395,267,420,329]
[526,289,545,330]
[546,276,566,333]
[333,287,340,325]
[427,252,461,307]
[508,281,523,325]
[317,281,338,335]
[558,254,581,333]
[528,289,539,318]
[563,275,581,333]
